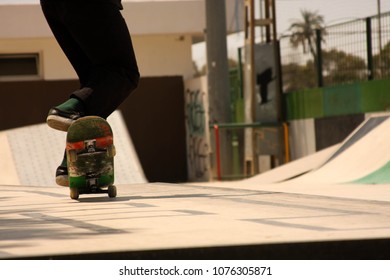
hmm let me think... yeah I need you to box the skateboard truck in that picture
[85,139,96,153]
[66,116,117,200]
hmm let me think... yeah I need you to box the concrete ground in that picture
[1,181,389,259]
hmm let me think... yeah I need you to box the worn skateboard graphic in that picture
[66,116,117,200]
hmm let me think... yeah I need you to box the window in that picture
[0,53,41,81]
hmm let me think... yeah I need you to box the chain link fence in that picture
[280,11,390,93]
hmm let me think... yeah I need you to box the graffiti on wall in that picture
[185,88,211,181]
[186,89,205,136]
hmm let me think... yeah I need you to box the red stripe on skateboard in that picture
[66,136,113,150]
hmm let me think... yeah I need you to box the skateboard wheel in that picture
[68,150,78,162]
[108,185,117,198]
[107,145,116,157]
[70,188,79,200]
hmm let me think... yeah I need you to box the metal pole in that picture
[366,17,374,80]
[213,125,222,181]
[316,29,323,87]
[264,0,271,42]
[377,0,383,77]
[205,0,230,124]
[205,0,232,177]
[244,0,257,176]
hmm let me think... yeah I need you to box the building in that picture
[0,0,244,182]
[0,0,243,80]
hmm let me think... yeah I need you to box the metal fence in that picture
[280,11,390,93]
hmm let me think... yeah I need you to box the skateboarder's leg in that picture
[43,2,139,126]
[41,2,90,131]
[64,2,139,119]
[41,2,139,185]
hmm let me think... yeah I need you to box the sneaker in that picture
[46,107,84,132]
[56,164,69,187]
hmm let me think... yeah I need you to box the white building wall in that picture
[0,0,244,80]
[184,76,212,181]
[289,119,316,160]
[0,1,243,38]
[0,34,194,80]
[133,34,194,79]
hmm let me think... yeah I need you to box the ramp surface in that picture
[1,182,390,259]
[0,110,146,186]
[289,116,390,184]
[222,115,390,186]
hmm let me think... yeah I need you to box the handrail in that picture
[209,122,280,129]
[211,122,290,180]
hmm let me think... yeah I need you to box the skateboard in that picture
[66,116,117,200]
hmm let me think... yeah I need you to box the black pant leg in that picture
[41,2,139,118]
[40,2,92,87]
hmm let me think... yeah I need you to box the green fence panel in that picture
[286,88,323,120]
[323,83,361,116]
[360,79,390,112]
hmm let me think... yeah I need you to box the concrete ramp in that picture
[1,115,390,259]
[1,182,390,259]
[195,115,390,190]
[243,144,339,184]
[0,110,146,186]
[289,116,390,184]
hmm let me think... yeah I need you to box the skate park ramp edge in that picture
[0,110,146,186]
[287,116,390,184]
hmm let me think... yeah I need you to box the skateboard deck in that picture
[66,116,117,200]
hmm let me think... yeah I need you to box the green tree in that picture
[373,40,390,78]
[288,9,327,66]
[282,61,316,92]
[282,48,367,92]
[322,49,366,85]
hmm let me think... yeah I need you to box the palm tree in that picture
[288,9,326,64]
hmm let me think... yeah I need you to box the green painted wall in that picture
[285,79,390,120]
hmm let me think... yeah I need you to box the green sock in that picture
[56,98,85,113]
